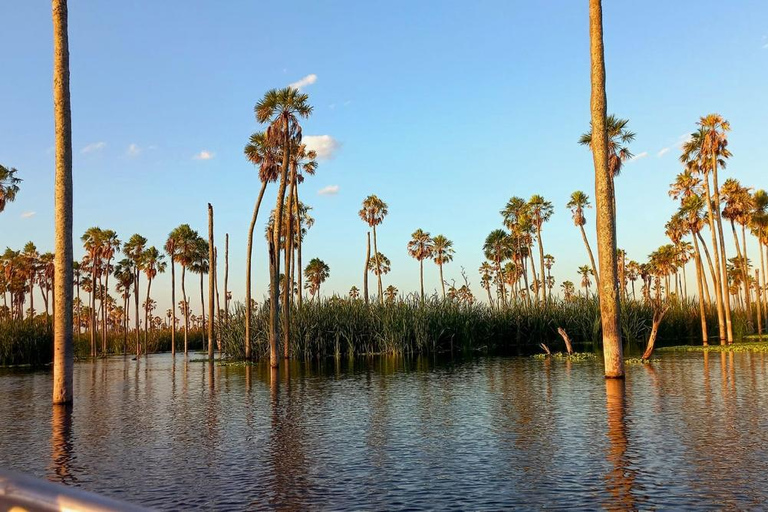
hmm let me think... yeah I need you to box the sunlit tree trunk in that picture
[170,259,176,357]
[692,235,708,345]
[372,225,383,303]
[181,265,189,354]
[134,266,141,356]
[741,224,754,330]
[144,276,153,354]
[245,181,268,360]
[537,225,547,304]
[363,232,370,305]
[419,258,425,303]
[269,122,291,368]
[439,261,446,299]
[208,203,215,361]
[756,270,763,337]
[282,177,296,360]
[52,0,74,405]
[710,157,733,343]
[293,185,303,308]
[701,178,727,344]
[589,0,623,378]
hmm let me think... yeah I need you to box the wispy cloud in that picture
[303,135,341,160]
[193,150,215,160]
[318,185,339,196]
[81,141,106,154]
[21,211,36,219]
[126,143,141,157]
[288,73,317,91]
[630,151,648,162]
[763,43,768,49]
[657,147,670,157]
[677,133,692,149]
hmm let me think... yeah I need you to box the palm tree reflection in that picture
[50,404,75,485]
[604,379,636,510]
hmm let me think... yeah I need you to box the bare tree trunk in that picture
[364,232,370,305]
[589,0,623,378]
[208,203,215,361]
[245,181,268,360]
[52,0,74,405]
[642,306,670,361]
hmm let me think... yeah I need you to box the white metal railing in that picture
[0,470,147,511]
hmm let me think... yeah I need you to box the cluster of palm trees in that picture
[0,243,54,321]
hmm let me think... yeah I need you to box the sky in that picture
[1,1,767,315]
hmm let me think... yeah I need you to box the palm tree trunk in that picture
[537,226,547,304]
[364,232,371,305]
[282,178,296,360]
[245,180,268,360]
[269,123,291,369]
[528,252,539,304]
[711,159,733,343]
[214,247,221,354]
[90,265,96,357]
[589,0,623,378]
[199,272,206,351]
[756,269,763,337]
[702,177,727,344]
[102,257,111,354]
[170,260,176,357]
[144,277,152,354]
[373,225,383,303]
[52,0,74,405]
[520,255,531,306]
[741,223,754,331]
[208,203,215,361]
[123,294,128,354]
[696,231,719,307]
[439,261,446,299]
[293,184,303,308]
[730,220,748,314]
[224,233,229,322]
[419,259,425,303]
[692,235,708,345]
[181,265,188,354]
[134,269,141,355]
[76,280,81,335]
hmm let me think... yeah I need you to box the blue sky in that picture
[1,1,767,312]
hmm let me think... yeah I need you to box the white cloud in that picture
[288,73,317,90]
[81,141,106,154]
[318,185,339,196]
[677,133,692,149]
[21,211,36,219]
[303,135,341,160]
[193,150,215,160]
[657,147,670,157]
[630,151,648,162]
[126,143,141,157]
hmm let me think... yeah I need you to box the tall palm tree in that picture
[528,195,554,304]
[567,191,600,289]
[168,224,199,354]
[751,189,768,325]
[100,230,120,354]
[81,227,104,356]
[255,87,313,367]
[682,115,734,344]
[288,144,318,308]
[483,230,513,307]
[243,130,281,359]
[587,0,623,378]
[304,258,330,300]
[722,178,755,329]
[22,242,39,320]
[52,0,74,404]
[141,246,166,350]
[501,196,534,304]
[368,252,391,280]
[123,234,146,355]
[359,195,389,303]
[0,165,22,213]
[114,259,134,354]
[384,285,398,304]
[164,231,180,357]
[561,280,576,301]
[578,265,593,297]
[478,262,495,306]
[432,235,455,299]
[407,229,435,302]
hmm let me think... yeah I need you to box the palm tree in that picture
[751,189,768,325]
[349,286,360,299]
[567,191,600,289]
[587,0,623,378]
[0,165,22,213]
[164,231,180,356]
[190,237,209,351]
[288,144,318,308]
[359,195,389,303]
[682,115,734,344]
[81,228,105,356]
[431,235,455,299]
[254,87,313,368]
[483,230,513,307]
[22,242,39,320]
[561,280,576,301]
[384,285,398,304]
[304,258,330,300]
[501,197,534,304]
[368,252,391,279]
[407,229,434,302]
[100,230,120,354]
[243,130,281,359]
[114,259,134,354]
[123,234,146,355]
[528,195,554,304]
[168,224,199,354]
[578,265,593,297]
[141,246,166,350]
[52,0,74,404]
[722,178,755,329]
[479,262,495,306]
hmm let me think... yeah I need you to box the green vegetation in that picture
[658,340,768,354]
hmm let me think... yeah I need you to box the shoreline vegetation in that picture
[2,296,759,368]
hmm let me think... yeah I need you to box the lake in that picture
[1,351,767,510]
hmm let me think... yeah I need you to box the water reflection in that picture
[2,353,768,509]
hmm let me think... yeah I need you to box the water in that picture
[1,351,768,510]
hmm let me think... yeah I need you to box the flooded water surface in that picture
[1,352,768,510]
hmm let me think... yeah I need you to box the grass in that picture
[658,340,768,354]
